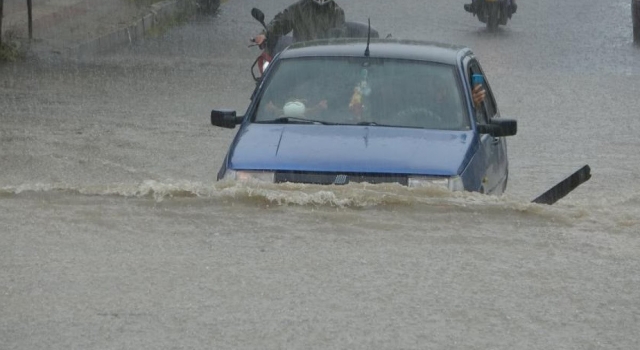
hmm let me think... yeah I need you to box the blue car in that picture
[210,38,517,195]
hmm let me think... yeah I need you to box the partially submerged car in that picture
[210,38,517,195]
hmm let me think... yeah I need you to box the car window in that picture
[469,61,498,122]
[468,63,488,124]
[485,86,496,119]
[254,57,470,130]
[482,77,497,119]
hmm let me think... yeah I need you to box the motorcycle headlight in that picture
[223,170,275,183]
[407,176,465,191]
[262,61,270,72]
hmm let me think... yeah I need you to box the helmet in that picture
[312,0,332,5]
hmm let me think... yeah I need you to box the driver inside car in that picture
[252,0,347,46]
[367,70,486,129]
[427,75,487,128]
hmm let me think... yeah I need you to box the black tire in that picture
[198,0,220,15]
[344,22,380,39]
[499,2,509,25]
[486,3,500,31]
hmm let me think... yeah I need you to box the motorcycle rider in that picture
[252,0,346,46]
[464,0,517,15]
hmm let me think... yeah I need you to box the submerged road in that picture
[1,0,640,349]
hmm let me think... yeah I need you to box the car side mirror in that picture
[211,109,244,129]
[477,118,517,137]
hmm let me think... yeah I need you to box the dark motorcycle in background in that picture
[249,7,381,82]
[465,0,516,31]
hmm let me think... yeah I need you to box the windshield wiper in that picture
[259,117,336,125]
[356,121,394,127]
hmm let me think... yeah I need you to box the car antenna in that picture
[364,18,371,57]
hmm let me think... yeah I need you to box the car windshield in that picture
[254,57,470,130]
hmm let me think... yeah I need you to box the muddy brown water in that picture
[2,0,639,348]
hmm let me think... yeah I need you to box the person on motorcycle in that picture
[252,0,346,46]
[464,0,517,15]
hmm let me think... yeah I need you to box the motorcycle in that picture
[249,7,381,82]
[465,0,515,31]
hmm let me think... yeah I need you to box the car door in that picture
[468,61,508,194]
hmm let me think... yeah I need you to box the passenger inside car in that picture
[256,58,360,121]
[255,57,469,130]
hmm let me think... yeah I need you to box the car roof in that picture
[278,38,473,65]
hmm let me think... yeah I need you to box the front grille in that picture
[274,172,408,186]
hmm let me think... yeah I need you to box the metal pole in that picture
[27,0,33,40]
[0,0,4,47]
[634,0,640,43]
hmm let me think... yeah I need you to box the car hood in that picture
[228,124,476,176]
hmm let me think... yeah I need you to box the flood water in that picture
[2,0,640,348]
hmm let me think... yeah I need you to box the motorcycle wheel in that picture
[486,3,500,30]
[499,2,509,25]
[198,0,220,14]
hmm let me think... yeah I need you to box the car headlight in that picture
[407,176,464,191]
[223,170,275,183]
